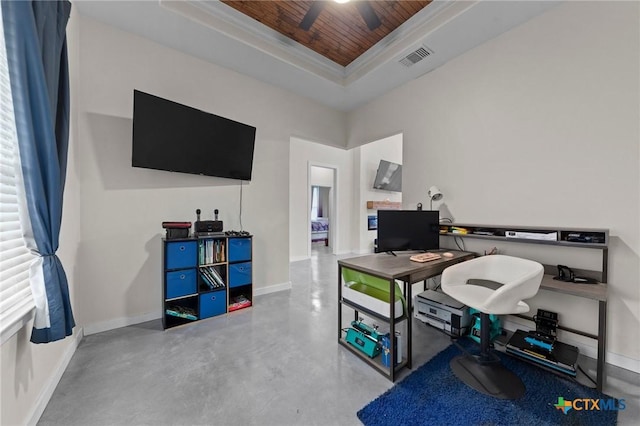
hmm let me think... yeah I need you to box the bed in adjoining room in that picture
[311,218,329,246]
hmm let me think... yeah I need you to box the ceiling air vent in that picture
[399,46,432,67]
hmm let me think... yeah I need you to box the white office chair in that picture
[441,255,544,399]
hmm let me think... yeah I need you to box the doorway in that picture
[308,164,337,257]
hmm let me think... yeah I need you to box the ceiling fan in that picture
[299,1,382,31]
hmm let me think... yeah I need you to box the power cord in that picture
[430,276,442,291]
[239,180,244,231]
[577,364,598,388]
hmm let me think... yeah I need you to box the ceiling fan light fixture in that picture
[300,0,380,32]
[334,0,350,3]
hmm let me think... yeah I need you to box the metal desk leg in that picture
[338,265,342,341]
[597,300,607,391]
[406,280,412,369]
[390,277,396,382]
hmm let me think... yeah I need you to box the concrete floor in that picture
[39,246,639,425]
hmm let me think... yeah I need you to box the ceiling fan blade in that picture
[299,2,325,31]
[355,1,382,31]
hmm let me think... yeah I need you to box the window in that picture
[310,186,320,220]
[0,9,35,344]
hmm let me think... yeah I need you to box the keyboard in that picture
[409,252,442,263]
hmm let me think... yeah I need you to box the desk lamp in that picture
[428,186,443,210]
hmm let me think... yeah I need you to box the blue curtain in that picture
[2,0,74,343]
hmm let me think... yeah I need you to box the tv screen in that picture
[373,160,402,192]
[376,210,439,253]
[132,90,256,180]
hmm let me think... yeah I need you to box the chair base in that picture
[450,354,525,400]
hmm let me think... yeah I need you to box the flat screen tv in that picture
[376,210,439,253]
[372,160,402,192]
[132,90,256,180]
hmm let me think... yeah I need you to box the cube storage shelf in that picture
[162,235,253,329]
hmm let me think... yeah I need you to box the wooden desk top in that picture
[339,252,607,302]
[540,274,607,301]
[338,251,475,284]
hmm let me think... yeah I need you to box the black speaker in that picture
[195,220,223,233]
[194,208,223,234]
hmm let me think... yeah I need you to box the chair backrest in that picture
[442,255,544,314]
[483,256,543,313]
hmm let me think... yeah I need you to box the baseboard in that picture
[501,319,640,374]
[84,283,294,335]
[607,351,640,374]
[290,255,310,262]
[253,281,292,296]
[27,327,84,426]
[83,311,161,336]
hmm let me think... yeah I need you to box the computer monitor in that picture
[376,210,440,253]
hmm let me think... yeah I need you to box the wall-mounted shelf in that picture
[439,223,608,249]
[366,201,401,210]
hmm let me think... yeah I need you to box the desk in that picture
[441,222,609,391]
[337,250,475,381]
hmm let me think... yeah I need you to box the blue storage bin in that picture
[229,262,252,287]
[199,291,226,319]
[228,238,252,262]
[166,269,197,299]
[166,241,197,269]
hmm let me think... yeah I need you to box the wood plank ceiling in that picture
[220,1,432,67]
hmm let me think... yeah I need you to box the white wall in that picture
[354,134,403,253]
[348,1,640,366]
[6,3,640,423]
[290,138,353,261]
[1,7,83,425]
[310,166,334,188]
[74,16,346,331]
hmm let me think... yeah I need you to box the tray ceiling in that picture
[73,1,561,111]
[220,1,432,67]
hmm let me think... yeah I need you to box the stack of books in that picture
[200,266,225,289]
[229,295,251,312]
[198,239,226,264]
[165,306,197,320]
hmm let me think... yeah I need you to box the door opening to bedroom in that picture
[310,166,335,255]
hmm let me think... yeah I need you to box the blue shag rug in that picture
[358,339,619,426]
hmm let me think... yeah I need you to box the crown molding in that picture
[161,0,474,87]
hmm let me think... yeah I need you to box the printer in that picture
[414,290,471,337]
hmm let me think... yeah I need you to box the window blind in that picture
[0,11,35,343]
